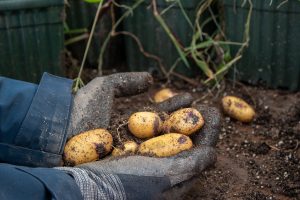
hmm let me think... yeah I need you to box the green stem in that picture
[65,28,88,35]
[235,0,252,57]
[160,1,177,16]
[185,40,243,51]
[97,0,144,74]
[74,1,104,93]
[208,6,226,39]
[64,33,89,46]
[152,0,190,68]
[177,0,193,29]
[204,55,242,84]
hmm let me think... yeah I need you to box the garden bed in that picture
[161,80,300,200]
[117,80,299,199]
[77,70,300,199]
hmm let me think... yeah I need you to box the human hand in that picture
[63,72,220,199]
[75,101,221,199]
[67,72,153,138]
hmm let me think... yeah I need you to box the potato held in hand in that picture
[138,133,193,157]
[128,112,162,139]
[222,96,255,122]
[63,129,113,166]
[154,88,177,103]
[162,108,204,136]
[112,141,139,157]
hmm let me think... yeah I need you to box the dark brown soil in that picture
[109,78,300,200]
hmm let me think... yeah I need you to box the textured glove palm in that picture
[65,72,220,200]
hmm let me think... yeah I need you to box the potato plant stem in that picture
[65,33,89,46]
[152,0,191,69]
[97,0,144,75]
[177,0,193,29]
[235,0,252,57]
[74,1,104,93]
[204,55,242,84]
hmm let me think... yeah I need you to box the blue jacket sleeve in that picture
[0,76,37,144]
[0,73,73,167]
[0,163,83,200]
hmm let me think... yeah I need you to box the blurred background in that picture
[0,0,299,91]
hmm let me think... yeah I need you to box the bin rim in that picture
[0,0,64,11]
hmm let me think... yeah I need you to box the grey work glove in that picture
[67,72,153,138]
[78,105,220,200]
[62,72,220,200]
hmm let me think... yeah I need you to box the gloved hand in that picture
[67,72,153,138]
[60,72,221,200]
[75,104,220,200]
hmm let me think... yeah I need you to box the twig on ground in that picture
[116,121,128,143]
[170,72,199,86]
[192,93,211,105]
[292,140,299,151]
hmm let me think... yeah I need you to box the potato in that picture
[63,129,113,166]
[154,88,177,103]
[162,108,204,135]
[112,141,139,157]
[138,133,193,157]
[222,96,255,122]
[128,112,162,139]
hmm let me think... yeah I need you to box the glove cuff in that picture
[68,164,171,200]
[117,174,171,200]
[57,167,126,200]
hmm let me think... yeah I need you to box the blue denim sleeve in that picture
[0,76,37,144]
[0,73,73,167]
[0,163,83,200]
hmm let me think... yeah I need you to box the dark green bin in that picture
[0,0,65,82]
[122,0,202,76]
[223,0,300,91]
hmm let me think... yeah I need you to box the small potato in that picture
[138,133,193,157]
[112,141,139,157]
[162,108,204,136]
[63,129,113,166]
[154,88,177,103]
[222,96,255,122]
[128,112,162,139]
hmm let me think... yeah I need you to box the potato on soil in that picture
[138,133,193,157]
[162,108,204,136]
[153,88,177,103]
[63,129,113,166]
[112,141,139,157]
[222,96,255,122]
[128,112,162,139]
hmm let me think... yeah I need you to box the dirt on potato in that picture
[107,76,300,200]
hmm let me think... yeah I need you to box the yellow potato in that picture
[222,96,255,122]
[63,129,113,166]
[128,112,162,139]
[153,88,177,103]
[112,141,139,157]
[138,133,193,157]
[162,108,204,135]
